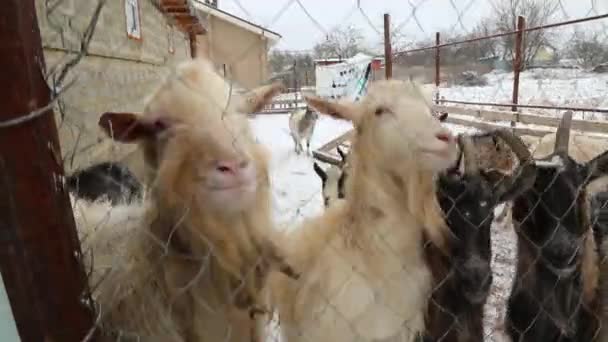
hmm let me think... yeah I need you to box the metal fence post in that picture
[384,13,393,79]
[512,15,525,117]
[0,1,96,341]
[435,32,441,104]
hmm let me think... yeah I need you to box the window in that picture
[125,0,142,40]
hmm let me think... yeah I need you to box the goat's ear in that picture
[583,149,608,185]
[337,146,346,162]
[236,82,285,114]
[313,162,327,183]
[99,112,170,143]
[304,94,361,123]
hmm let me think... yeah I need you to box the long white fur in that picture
[270,80,457,342]
[80,56,286,341]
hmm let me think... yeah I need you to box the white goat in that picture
[269,79,459,341]
[289,106,319,155]
[79,55,295,341]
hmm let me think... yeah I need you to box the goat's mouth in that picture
[543,260,577,277]
[206,180,257,192]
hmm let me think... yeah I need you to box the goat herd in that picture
[63,53,608,342]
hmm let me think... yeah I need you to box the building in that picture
[35,0,199,177]
[191,1,282,90]
[34,0,280,181]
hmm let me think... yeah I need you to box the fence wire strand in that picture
[4,0,608,341]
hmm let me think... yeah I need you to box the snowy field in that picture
[248,113,512,341]
[439,67,608,121]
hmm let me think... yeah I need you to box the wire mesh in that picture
[3,0,608,341]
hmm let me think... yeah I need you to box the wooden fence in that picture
[313,105,608,166]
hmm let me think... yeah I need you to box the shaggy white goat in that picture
[288,106,319,155]
[80,55,295,341]
[269,79,459,341]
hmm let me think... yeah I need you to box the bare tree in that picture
[268,50,316,87]
[313,25,365,59]
[490,0,559,69]
[564,29,608,68]
[470,18,500,59]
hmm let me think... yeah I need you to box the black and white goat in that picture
[313,147,348,206]
[66,161,143,204]
[288,106,319,155]
[424,130,536,342]
[505,111,608,341]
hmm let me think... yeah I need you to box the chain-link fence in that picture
[2,0,608,341]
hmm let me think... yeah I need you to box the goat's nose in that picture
[216,162,236,174]
[436,131,454,143]
[216,160,250,174]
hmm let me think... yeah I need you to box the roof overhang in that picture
[159,0,206,34]
[192,0,281,46]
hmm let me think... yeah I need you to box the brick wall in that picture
[35,0,191,179]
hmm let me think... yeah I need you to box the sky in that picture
[217,0,607,52]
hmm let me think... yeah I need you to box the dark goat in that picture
[66,161,143,204]
[505,111,608,341]
[423,130,536,342]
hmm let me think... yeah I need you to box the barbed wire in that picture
[3,0,608,341]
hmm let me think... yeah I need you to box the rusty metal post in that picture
[383,13,392,79]
[512,16,525,113]
[435,32,441,104]
[189,31,197,58]
[0,1,96,341]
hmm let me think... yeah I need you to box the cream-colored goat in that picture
[80,55,294,341]
[270,80,459,341]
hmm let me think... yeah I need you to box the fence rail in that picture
[313,104,608,166]
[383,12,608,116]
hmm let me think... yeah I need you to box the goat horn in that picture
[458,134,479,176]
[491,129,536,203]
[554,110,573,154]
[492,129,532,165]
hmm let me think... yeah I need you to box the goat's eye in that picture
[375,107,384,116]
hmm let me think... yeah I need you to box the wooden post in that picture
[189,31,197,58]
[0,1,96,341]
[435,32,441,104]
[511,16,525,114]
[383,13,392,79]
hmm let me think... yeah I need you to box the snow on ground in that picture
[249,113,352,226]
[249,112,515,340]
[439,68,608,121]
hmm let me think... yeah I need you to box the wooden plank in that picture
[0,1,96,341]
[312,150,342,165]
[317,130,355,154]
[434,105,608,134]
[442,116,552,137]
